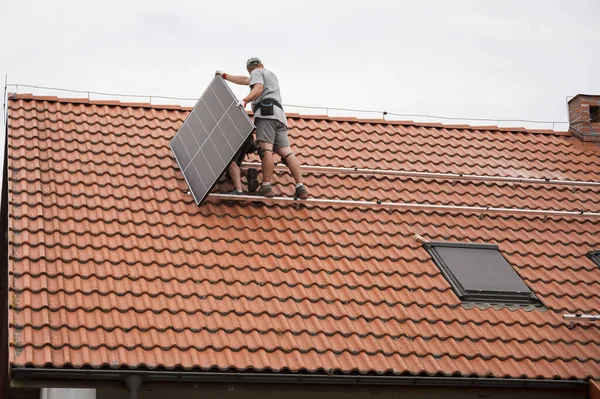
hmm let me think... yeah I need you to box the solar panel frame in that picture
[170,75,255,204]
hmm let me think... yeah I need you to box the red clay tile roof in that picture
[6,94,600,380]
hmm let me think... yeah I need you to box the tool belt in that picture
[252,98,283,116]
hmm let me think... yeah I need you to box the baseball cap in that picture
[246,57,262,69]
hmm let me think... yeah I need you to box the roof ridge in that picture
[8,92,569,136]
[8,92,192,111]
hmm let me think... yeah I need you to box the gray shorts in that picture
[255,118,290,149]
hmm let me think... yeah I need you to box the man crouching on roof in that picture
[216,57,308,199]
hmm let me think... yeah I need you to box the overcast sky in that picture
[1,0,599,184]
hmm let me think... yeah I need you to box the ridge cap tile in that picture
[7,93,575,136]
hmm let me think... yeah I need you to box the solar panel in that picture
[170,76,255,204]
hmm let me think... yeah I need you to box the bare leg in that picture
[259,141,274,184]
[276,147,303,184]
[228,163,243,192]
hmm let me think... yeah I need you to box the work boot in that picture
[223,188,243,206]
[246,168,259,194]
[294,184,308,199]
[257,184,275,198]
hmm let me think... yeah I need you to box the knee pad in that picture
[258,148,272,160]
[281,153,293,166]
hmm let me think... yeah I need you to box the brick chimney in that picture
[568,94,600,141]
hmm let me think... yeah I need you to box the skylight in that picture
[423,241,540,305]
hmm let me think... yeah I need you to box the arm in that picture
[216,70,250,85]
[243,84,264,103]
[224,74,250,86]
[216,70,263,106]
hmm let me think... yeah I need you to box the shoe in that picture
[223,189,243,205]
[294,184,308,199]
[257,184,275,198]
[246,168,259,194]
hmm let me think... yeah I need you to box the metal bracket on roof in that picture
[563,313,599,329]
[413,234,430,245]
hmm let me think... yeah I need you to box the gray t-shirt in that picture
[249,68,287,126]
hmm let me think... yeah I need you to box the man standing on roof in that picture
[216,58,308,199]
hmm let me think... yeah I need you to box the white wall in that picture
[40,388,96,399]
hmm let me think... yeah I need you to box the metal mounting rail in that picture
[208,194,600,218]
[241,162,600,188]
[563,314,600,321]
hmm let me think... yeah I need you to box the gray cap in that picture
[246,57,262,69]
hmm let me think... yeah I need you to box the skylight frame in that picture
[424,241,541,305]
[587,250,600,267]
